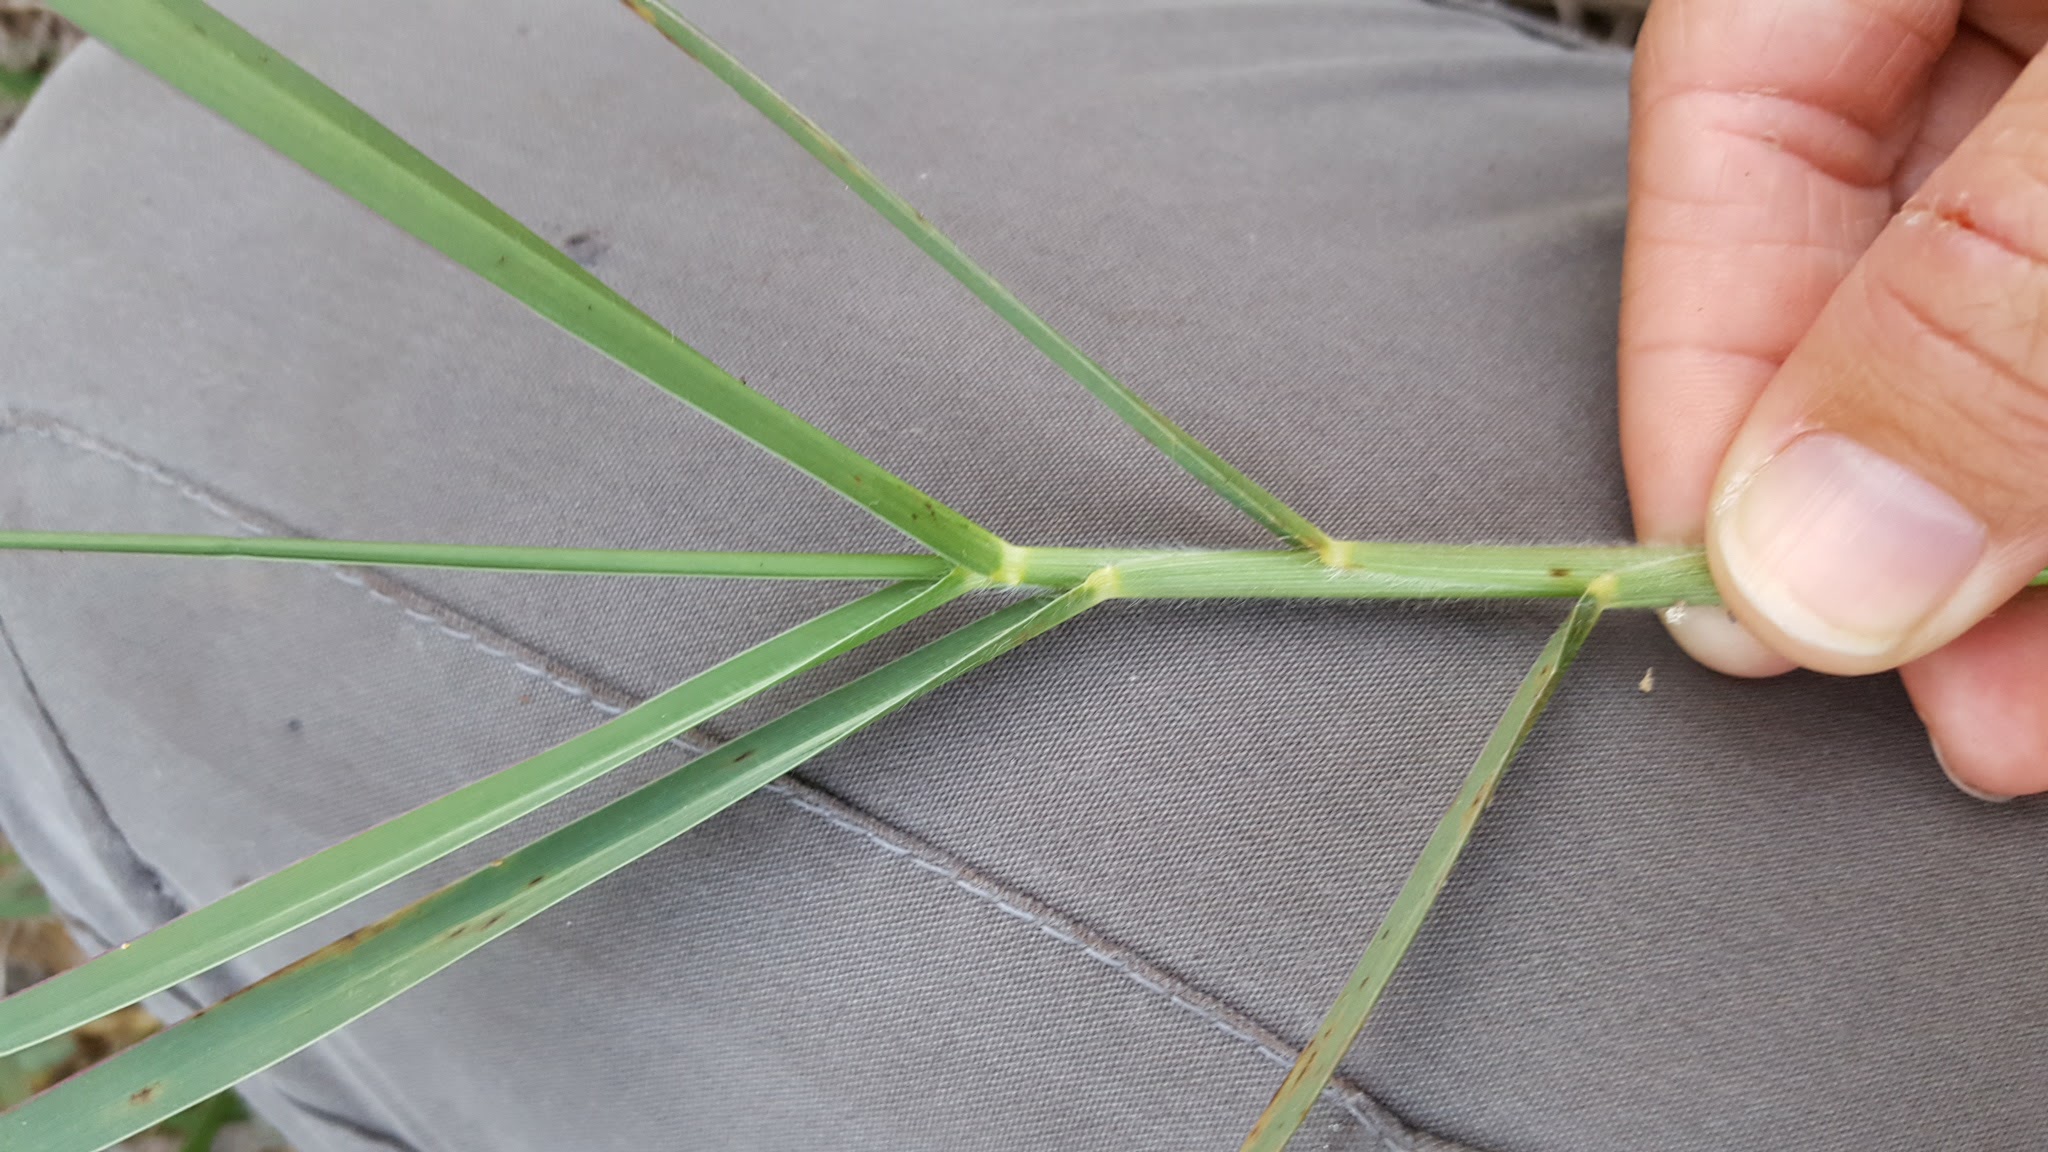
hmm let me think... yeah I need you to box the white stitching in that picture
[753,774,1425,1139]
[3,409,1435,1152]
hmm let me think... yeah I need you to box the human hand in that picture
[1621,0,2048,798]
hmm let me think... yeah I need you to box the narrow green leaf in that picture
[47,0,1009,573]
[1241,585,1609,1152]
[0,531,956,582]
[0,576,973,1059]
[626,0,1332,556]
[1,583,1103,1151]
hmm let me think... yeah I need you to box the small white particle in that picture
[1638,668,1655,694]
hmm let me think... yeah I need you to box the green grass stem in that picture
[1107,543,1713,606]
[14,532,2038,607]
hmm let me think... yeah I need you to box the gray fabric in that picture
[0,2,2038,1150]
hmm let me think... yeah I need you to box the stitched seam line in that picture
[766,778,1437,1152]
[2,409,1476,1152]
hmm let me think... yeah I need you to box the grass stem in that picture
[14,531,2041,609]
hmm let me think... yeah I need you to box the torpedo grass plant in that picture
[2,3,2041,1150]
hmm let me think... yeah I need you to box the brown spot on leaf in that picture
[733,749,755,763]
[246,905,419,987]
[1548,567,1571,579]
[129,1084,161,1107]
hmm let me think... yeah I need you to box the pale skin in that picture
[1624,0,2048,799]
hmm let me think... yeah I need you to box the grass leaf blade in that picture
[46,0,1007,572]
[627,0,1331,555]
[1240,586,1608,1152]
[0,531,956,582]
[0,576,973,1059]
[0,583,1102,1152]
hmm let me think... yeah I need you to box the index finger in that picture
[1619,0,1958,670]
[1620,1,1956,540]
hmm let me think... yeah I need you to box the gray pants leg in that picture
[0,3,2034,1150]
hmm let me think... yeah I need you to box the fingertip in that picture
[1901,594,2048,800]
[1660,602,1797,679]
[1933,740,2015,803]
[1707,432,1989,677]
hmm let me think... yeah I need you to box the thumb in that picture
[1707,47,2048,676]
